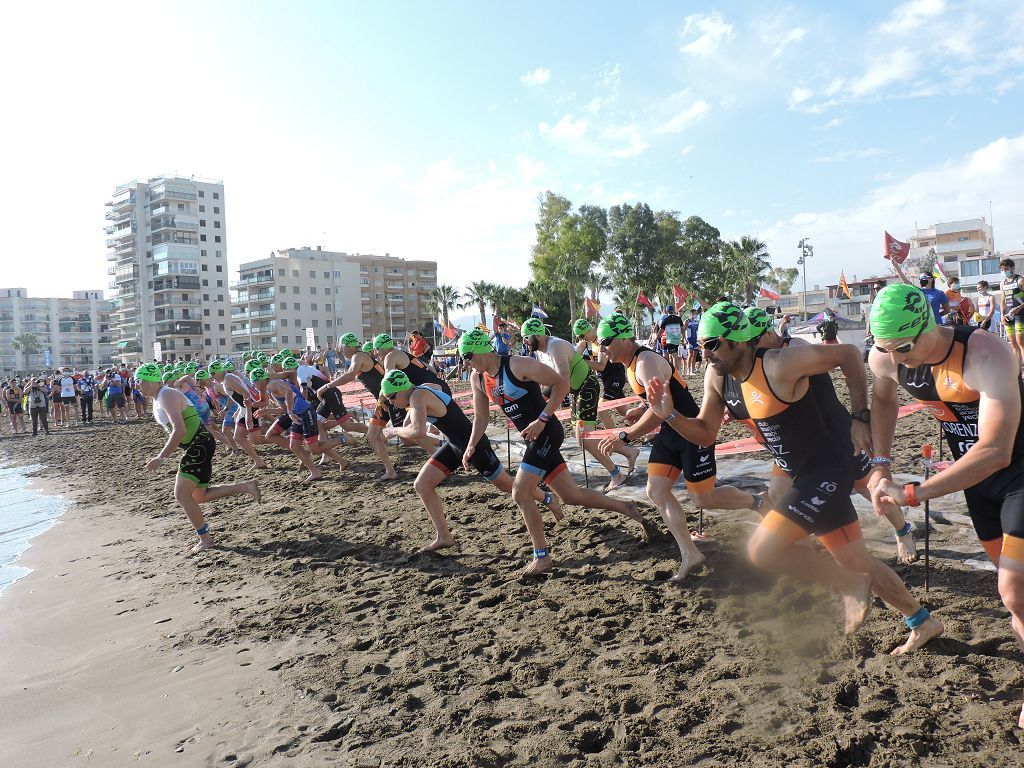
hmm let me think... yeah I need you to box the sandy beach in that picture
[2,375,1023,767]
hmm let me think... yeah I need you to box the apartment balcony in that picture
[153,296,200,308]
[149,186,197,202]
[153,276,201,292]
[151,215,198,233]
[232,288,275,304]
[231,274,275,288]
[151,232,198,246]
[154,320,203,337]
[107,196,134,211]
[231,327,251,337]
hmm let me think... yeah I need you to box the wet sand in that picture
[1,373,1021,767]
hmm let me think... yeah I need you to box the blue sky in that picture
[3,0,1023,299]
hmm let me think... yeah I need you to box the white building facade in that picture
[0,288,115,372]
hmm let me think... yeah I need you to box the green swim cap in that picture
[244,359,261,373]
[596,313,634,341]
[161,371,179,384]
[870,284,934,340]
[134,363,163,383]
[241,351,253,361]
[739,307,772,342]
[194,368,211,382]
[340,332,360,348]
[520,318,547,337]
[248,367,269,382]
[572,319,592,337]
[184,363,198,374]
[207,361,227,374]
[380,369,413,396]
[458,328,493,355]
[373,333,395,350]
[282,357,299,370]
[255,351,269,362]
[222,360,234,372]
[698,302,749,341]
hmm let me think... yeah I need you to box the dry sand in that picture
[1,372,1022,767]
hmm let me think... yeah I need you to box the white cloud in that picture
[759,133,1024,285]
[603,124,650,158]
[849,47,921,96]
[878,0,946,36]
[519,67,551,86]
[538,114,588,140]
[679,12,734,57]
[823,117,843,129]
[680,144,695,156]
[761,23,806,58]
[788,87,813,109]
[515,154,546,182]
[812,147,889,163]
[655,99,711,133]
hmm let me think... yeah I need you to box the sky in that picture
[3,0,1023,300]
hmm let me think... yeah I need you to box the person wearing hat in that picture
[868,283,1024,723]
[639,301,943,653]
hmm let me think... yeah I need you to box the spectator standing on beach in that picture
[816,309,840,344]
[999,257,1024,366]
[975,281,995,331]
[26,379,49,436]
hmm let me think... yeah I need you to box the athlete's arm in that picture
[388,390,429,440]
[864,351,902,515]
[325,356,366,390]
[147,390,184,469]
[382,350,408,372]
[886,334,1022,505]
[512,355,569,442]
[646,365,726,446]
[462,373,490,469]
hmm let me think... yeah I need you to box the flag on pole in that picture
[932,260,950,291]
[491,312,504,333]
[531,304,549,319]
[758,286,781,301]
[839,271,853,300]
[434,320,443,332]
[442,320,458,340]
[883,231,910,264]
[584,296,600,319]
[672,284,688,309]
[636,290,654,310]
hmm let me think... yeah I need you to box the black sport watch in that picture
[618,431,630,444]
[850,408,871,423]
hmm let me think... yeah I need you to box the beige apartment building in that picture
[0,288,115,372]
[909,217,997,293]
[230,247,437,353]
[105,175,230,363]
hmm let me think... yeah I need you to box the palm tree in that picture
[11,332,41,371]
[430,284,461,328]
[727,236,771,304]
[587,269,612,302]
[460,281,494,327]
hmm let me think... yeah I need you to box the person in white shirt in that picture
[59,369,78,426]
[976,280,995,331]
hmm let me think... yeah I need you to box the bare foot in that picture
[306,471,324,482]
[252,461,269,471]
[639,518,661,544]
[896,529,920,564]
[521,556,553,577]
[377,470,399,480]
[624,445,640,476]
[244,480,261,504]
[604,469,628,492]
[841,572,873,635]
[335,457,350,471]
[189,535,215,555]
[891,616,944,655]
[1019,702,1024,730]
[668,551,707,583]
[545,493,565,522]
[417,536,456,553]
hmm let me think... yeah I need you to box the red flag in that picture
[672,284,688,309]
[636,290,654,310]
[442,321,457,340]
[839,271,853,300]
[491,312,504,334]
[884,231,910,264]
[759,286,781,301]
[584,296,599,319]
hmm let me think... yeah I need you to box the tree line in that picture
[428,191,800,338]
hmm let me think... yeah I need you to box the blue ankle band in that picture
[533,548,549,559]
[905,607,930,629]
[543,492,553,506]
[896,521,912,537]
[610,466,620,476]
[195,524,210,536]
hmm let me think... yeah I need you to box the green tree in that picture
[605,202,665,327]
[763,266,799,295]
[429,284,461,328]
[725,236,772,304]
[672,215,727,304]
[460,281,494,326]
[586,268,612,302]
[11,332,41,370]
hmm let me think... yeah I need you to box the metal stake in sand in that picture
[581,427,589,489]
[921,443,933,592]
[506,424,512,470]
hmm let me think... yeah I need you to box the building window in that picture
[199,219,206,227]
[281,319,288,327]
[200,234,207,242]
[982,257,1000,274]
[333,270,341,278]
[292,286,299,294]
[213,192,220,200]
[296,335,303,344]
[214,236,221,243]
[198,191,205,198]
[323,271,330,279]
[183,338,191,347]
[216,250,222,258]
[219,338,226,346]
[958,235,969,241]
[182,293,189,301]
[214,221,221,229]
[278,269,285,276]
[216,265,222,272]
[961,260,980,277]
[312,319,319,327]
[204,339,210,346]
[202,264,208,271]
[218,323,225,331]
[213,207,220,214]
[204,309,210,316]
[217,293,223,301]
[202,279,209,287]
[218,309,224,316]
[204,323,211,331]
[292,269,299,277]
[203,293,210,300]
[177,203,185,211]
[199,205,205,212]
[326,319,333,326]
[309,270,316,278]
[311,287,317,294]
[201,249,207,257]
[217,280,223,287]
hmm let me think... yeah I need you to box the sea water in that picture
[0,464,65,595]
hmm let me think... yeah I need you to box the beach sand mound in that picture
[5,372,1022,767]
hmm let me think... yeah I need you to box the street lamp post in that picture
[797,238,814,321]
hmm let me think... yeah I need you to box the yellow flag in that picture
[839,271,853,300]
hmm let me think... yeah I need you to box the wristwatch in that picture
[618,431,630,444]
[850,408,871,423]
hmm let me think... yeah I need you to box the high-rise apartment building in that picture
[230,247,437,353]
[909,217,997,292]
[104,175,230,363]
[0,288,115,372]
